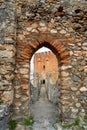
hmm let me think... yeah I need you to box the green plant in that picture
[0,98,3,104]
[63,123,74,129]
[84,115,87,122]
[55,118,62,123]
[73,118,80,126]
[9,120,17,130]
[24,115,34,126]
[62,118,80,129]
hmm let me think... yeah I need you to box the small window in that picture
[46,58,48,61]
[43,65,45,69]
[43,80,45,84]
[38,58,41,62]
[41,79,45,84]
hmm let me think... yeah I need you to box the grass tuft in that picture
[24,115,34,126]
[9,120,17,130]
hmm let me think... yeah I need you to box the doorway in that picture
[30,46,60,127]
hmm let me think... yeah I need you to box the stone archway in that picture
[14,32,70,120]
[0,0,86,127]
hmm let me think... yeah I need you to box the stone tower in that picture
[34,51,59,86]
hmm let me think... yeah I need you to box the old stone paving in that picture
[30,84,59,130]
[30,101,58,130]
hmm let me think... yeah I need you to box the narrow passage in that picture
[30,84,59,130]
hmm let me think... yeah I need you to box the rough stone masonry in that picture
[0,0,87,121]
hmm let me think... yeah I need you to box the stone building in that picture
[34,51,59,86]
[0,0,87,121]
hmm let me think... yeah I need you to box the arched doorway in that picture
[15,33,70,120]
[30,46,60,123]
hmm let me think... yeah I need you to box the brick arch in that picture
[17,34,70,65]
[28,33,70,66]
[17,33,70,65]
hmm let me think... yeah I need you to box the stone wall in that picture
[0,2,16,106]
[0,0,87,121]
[30,83,39,103]
[0,105,9,130]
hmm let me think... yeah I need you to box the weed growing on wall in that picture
[0,98,3,104]
[9,120,17,130]
[24,115,35,126]
[62,118,86,129]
